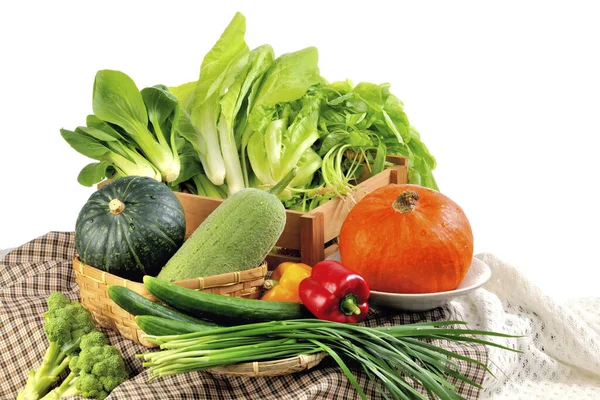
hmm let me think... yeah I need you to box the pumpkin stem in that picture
[392,190,419,214]
[109,199,125,215]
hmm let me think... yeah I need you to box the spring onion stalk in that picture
[137,319,520,400]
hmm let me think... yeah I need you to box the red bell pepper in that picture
[299,260,370,323]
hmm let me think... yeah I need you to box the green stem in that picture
[17,342,69,400]
[40,372,79,400]
[268,166,297,195]
[339,294,361,316]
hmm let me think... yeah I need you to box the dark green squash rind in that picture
[75,176,186,281]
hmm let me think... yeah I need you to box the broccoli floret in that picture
[41,330,128,400]
[17,292,97,400]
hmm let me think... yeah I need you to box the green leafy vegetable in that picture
[60,126,160,186]
[182,12,249,187]
[247,95,321,197]
[92,70,181,182]
[138,319,521,400]
[251,47,322,107]
[62,11,439,209]
[218,44,274,194]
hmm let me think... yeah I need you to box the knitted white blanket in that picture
[454,253,600,399]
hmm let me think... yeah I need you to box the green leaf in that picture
[60,127,161,183]
[76,126,121,143]
[141,85,179,131]
[187,11,249,186]
[252,47,321,107]
[353,82,386,113]
[85,115,128,141]
[372,142,386,177]
[291,148,322,188]
[92,70,148,134]
[60,128,111,159]
[346,130,372,147]
[220,45,274,124]
[77,162,111,187]
[317,130,349,157]
[192,12,249,107]
[91,70,180,182]
[277,96,321,180]
[218,44,274,194]
[170,137,203,187]
[141,85,181,180]
[169,81,197,112]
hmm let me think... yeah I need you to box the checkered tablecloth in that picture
[0,232,487,399]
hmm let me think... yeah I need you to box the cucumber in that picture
[107,285,207,324]
[157,188,286,281]
[135,315,219,336]
[144,276,312,324]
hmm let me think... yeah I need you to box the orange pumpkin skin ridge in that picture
[339,184,474,294]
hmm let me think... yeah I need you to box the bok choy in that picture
[92,71,181,183]
[174,12,249,189]
[62,11,439,210]
[60,125,160,187]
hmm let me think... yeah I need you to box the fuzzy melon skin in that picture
[75,176,186,282]
[157,188,286,281]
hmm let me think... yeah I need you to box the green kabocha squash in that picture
[75,176,186,281]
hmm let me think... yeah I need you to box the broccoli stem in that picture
[17,342,70,400]
[39,372,79,400]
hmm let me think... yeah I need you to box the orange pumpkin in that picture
[339,184,474,294]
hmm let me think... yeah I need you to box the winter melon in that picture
[157,188,286,281]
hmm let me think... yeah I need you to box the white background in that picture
[1,1,598,299]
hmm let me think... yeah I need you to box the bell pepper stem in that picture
[340,294,362,316]
[263,280,279,290]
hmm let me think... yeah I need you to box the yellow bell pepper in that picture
[261,262,312,303]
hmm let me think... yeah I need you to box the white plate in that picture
[369,258,492,312]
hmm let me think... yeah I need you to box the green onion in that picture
[137,319,521,399]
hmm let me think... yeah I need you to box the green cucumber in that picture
[156,187,286,281]
[107,285,207,324]
[135,315,219,336]
[144,276,312,324]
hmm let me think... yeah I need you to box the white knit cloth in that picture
[453,253,600,399]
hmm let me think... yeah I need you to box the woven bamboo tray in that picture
[73,257,328,376]
[72,256,267,347]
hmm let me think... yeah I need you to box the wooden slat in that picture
[316,169,391,243]
[266,253,301,269]
[300,212,324,266]
[176,191,304,249]
[386,154,408,166]
[275,210,303,249]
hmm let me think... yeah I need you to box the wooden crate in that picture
[174,155,408,267]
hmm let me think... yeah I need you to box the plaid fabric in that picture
[1,232,488,399]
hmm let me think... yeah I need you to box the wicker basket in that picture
[72,257,327,376]
[72,256,268,348]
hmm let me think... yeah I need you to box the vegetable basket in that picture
[72,256,267,348]
[73,257,327,376]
